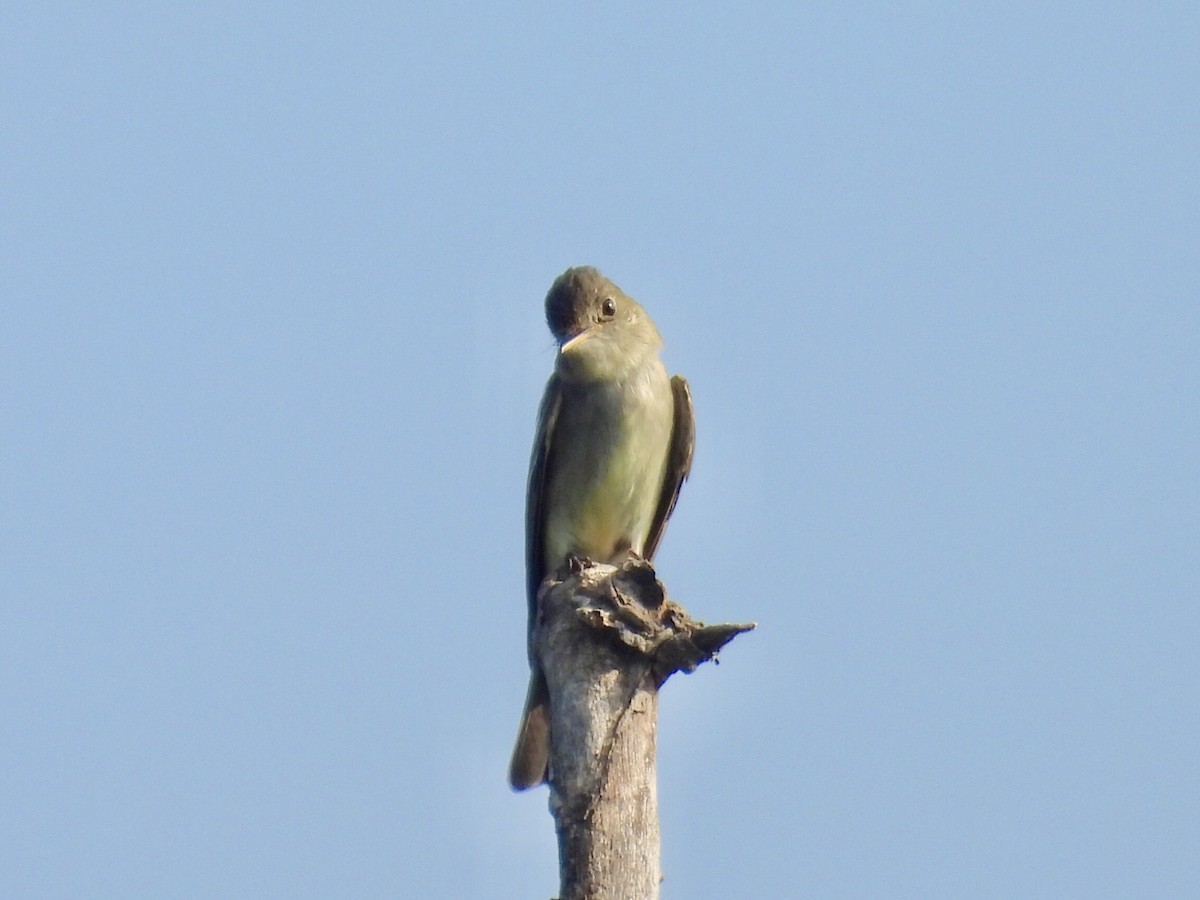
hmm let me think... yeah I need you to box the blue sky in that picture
[3,4,1197,897]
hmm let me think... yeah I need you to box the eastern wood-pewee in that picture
[509,266,695,790]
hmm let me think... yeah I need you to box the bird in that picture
[509,265,695,790]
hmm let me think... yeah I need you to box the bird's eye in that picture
[600,298,617,319]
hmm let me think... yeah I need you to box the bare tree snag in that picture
[535,557,754,900]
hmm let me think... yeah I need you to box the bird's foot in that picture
[566,554,593,575]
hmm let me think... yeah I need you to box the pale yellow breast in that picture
[541,360,673,571]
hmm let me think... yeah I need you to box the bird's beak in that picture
[559,327,594,353]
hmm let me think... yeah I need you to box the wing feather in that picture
[525,374,564,632]
[643,374,695,561]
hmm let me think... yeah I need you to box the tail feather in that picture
[508,671,550,790]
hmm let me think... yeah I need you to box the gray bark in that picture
[534,558,753,900]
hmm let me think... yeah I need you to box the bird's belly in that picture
[551,458,661,562]
[541,373,672,569]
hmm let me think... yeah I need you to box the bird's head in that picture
[544,266,663,382]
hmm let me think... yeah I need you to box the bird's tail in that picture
[508,669,550,790]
